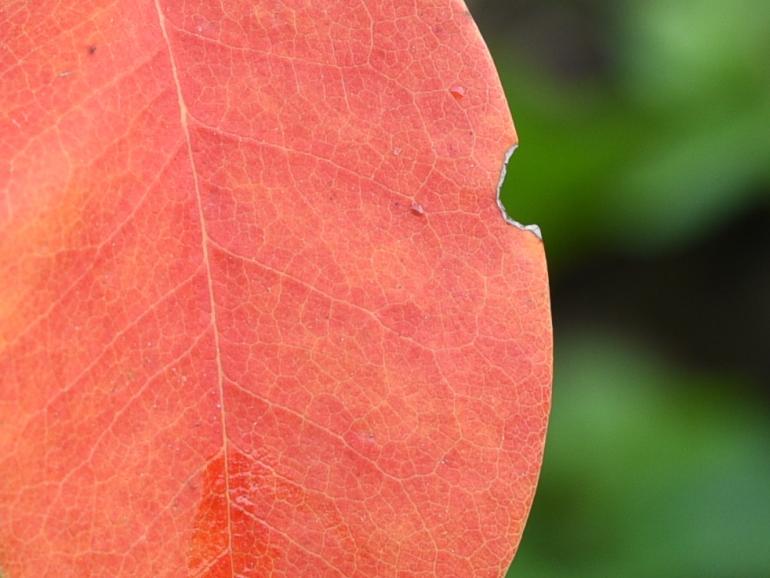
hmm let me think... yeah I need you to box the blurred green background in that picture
[466,1,770,576]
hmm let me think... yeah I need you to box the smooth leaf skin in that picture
[0,1,551,576]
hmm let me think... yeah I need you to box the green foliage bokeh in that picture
[469,0,770,575]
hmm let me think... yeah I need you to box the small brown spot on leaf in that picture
[449,85,465,101]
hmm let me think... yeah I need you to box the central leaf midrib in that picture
[152,1,236,574]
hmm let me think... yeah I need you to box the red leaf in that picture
[0,1,552,576]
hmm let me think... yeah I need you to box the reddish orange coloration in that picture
[0,1,551,577]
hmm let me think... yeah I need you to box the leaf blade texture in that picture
[0,1,552,576]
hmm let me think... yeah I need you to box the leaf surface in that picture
[0,1,551,576]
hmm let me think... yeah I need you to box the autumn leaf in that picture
[0,1,551,576]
